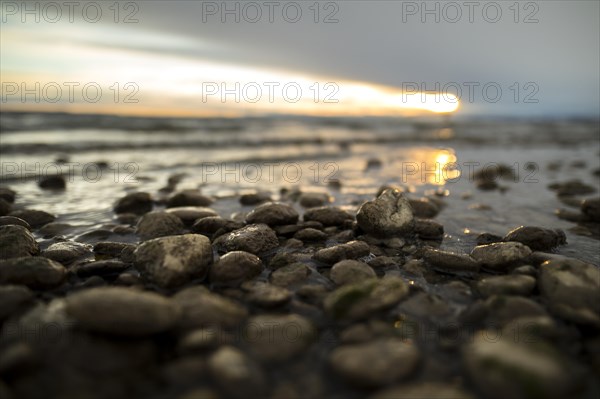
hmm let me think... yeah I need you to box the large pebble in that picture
[415,219,444,240]
[210,251,263,287]
[0,285,34,320]
[245,202,299,226]
[304,206,354,226]
[173,286,248,330]
[114,192,153,215]
[330,338,419,387]
[324,277,410,320]
[165,206,218,225]
[208,346,265,399]
[356,189,414,237]
[134,234,213,287]
[313,240,370,265]
[0,225,39,259]
[243,281,292,307]
[0,257,66,289]
[330,260,376,285]
[423,248,480,273]
[167,190,213,208]
[408,198,440,218]
[269,263,310,287]
[470,242,532,271]
[503,226,566,251]
[476,275,536,298]
[0,216,31,230]
[65,287,180,335]
[136,211,184,240]
[539,258,600,326]
[42,241,92,264]
[215,224,279,256]
[299,192,331,208]
[8,209,55,228]
[581,197,600,222]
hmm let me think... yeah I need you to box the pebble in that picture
[173,286,248,330]
[324,276,410,320]
[581,197,600,222]
[538,258,600,326]
[303,206,354,226]
[65,286,181,335]
[470,242,532,271]
[215,224,279,256]
[299,192,331,208]
[8,209,56,228]
[313,240,370,265]
[239,191,272,205]
[476,232,503,245]
[0,285,34,321]
[38,175,66,190]
[478,295,549,327]
[548,179,596,196]
[42,241,92,265]
[330,260,376,285]
[503,226,566,251]
[463,333,577,399]
[329,338,420,387]
[243,281,292,307]
[0,186,16,203]
[93,242,135,259]
[356,189,414,237]
[134,234,213,288]
[135,211,184,240]
[0,216,31,230]
[74,260,130,278]
[208,346,265,399]
[192,216,238,236]
[210,251,263,287]
[245,202,299,226]
[269,263,310,287]
[113,192,153,214]
[166,190,213,207]
[422,248,480,273]
[293,227,327,242]
[243,314,316,362]
[0,257,66,289]
[0,225,39,259]
[408,198,440,218]
[476,275,536,298]
[370,383,474,399]
[165,206,218,225]
[414,219,444,240]
[0,199,11,216]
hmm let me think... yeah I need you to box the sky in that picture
[1,0,599,118]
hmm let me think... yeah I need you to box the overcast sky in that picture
[1,1,598,117]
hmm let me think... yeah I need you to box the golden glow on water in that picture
[391,148,461,186]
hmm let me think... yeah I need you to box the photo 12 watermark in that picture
[1,1,140,23]
[200,1,340,23]
[1,81,140,104]
[0,162,140,184]
[400,1,540,24]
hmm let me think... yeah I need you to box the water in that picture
[1,112,599,264]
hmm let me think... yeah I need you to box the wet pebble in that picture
[0,216,30,230]
[208,346,265,399]
[0,225,39,259]
[415,219,444,240]
[470,242,532,271]
[134,234,213,288]
[356,189,414,237]
[8,209,55,228]
[113,192,153,215]
[330,338,419,387]
[73,260,130,278]
[243,281,292,307]
[269,262,310,287]
[476,274,536,298]
[239,191,272,205]
[165,206,218,225]
[476,232,503,245]
[293,227,327,242]
[422,248,480,274]
[313,240,370,265]
[581,197,600,222]
[408,197,440,218]
[245,202,299,226]
[42,241,92,265]
[330,260,376,285]
[135,211,184,240]
[548,179,596,196]
[173,286,248,330]
[303,206,354,227]
[38,175,66,190]
[215,224,279,256]
[93,241,135,259]
[0,257,66,289]
[65,286,181,336]
[503,226,566,251]
[0,199,10,216]
[299,192,331,208]
[210,251,263,287]
[0,285,34,321]
[0,186,16,203]
[166,190,213,208]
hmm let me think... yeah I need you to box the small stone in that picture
[539,258,600,326]
[330,338,419,387]
[210,251,263,287]
[415,219,444,240]
[463,333,577,399]
[269,263,310,287]
[192,216,238,236]
[42,241,92,265]
[299,192,331,208]
[581,197,600,222]
[173,286,248,330]
[0,225,39,259]
[478,295,549,327]
[324,277,410,320]
[136,211,184,240]
[114,192,153,214]
[0,187,16,203]
[167,190,213,208]
[93,242,135,259]
[243,314,315,362]
[356,189,414,237]
[476,233,503,245]
[0,199,10,216]
[304,206,354,227]
[470,242,532,271]
[313,240,370,265]
[245,202,299,226]
[371,383,474,399]
[215,224,279,256]
[38,175,66,190]
[422,248,480,273]
[208,346,265,399]
[503,226,566,251]
[65,287,180,336]
[165,206,218,225]
[330,260,376,285]
[365,158,383,170]
[0,216,30,230]
[0,285,34,321]
[476,275,536,298]
[293,227,327,242]
[8,209,55,228]
[134,234,213,288]
[0,257,66,289]
[548,179,596,196]
[240,191,272,205]
[243,281,292,307]
[37,222,71,238]
[74,260,130,278]
[408,198,440,218]
[512,265,537,276]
